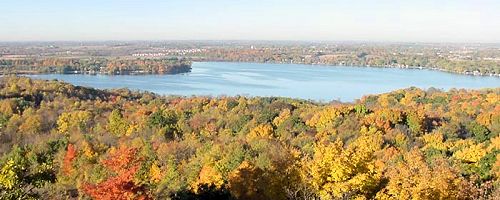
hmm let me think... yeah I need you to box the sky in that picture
[0,0,499,43]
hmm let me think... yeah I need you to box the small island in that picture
[0,57,192,75]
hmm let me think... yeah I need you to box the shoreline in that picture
[1,60,498,77]
[193,60,500,77]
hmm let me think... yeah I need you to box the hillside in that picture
[0,77,499,199]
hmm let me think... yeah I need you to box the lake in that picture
[28,62,500,102]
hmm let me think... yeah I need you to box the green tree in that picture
[147,109,179,140]
[107,109,129,136]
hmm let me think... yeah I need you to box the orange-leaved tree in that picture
[62,144,77,175]
[82,145,150,200]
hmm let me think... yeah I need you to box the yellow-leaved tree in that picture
[247,123,274,140]
[57,110,92,134]
[376,149,466,199]
[453,143,487,163]
[190,165,225,194]
[307,126,384,199]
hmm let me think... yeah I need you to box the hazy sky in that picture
[1,0,499,42]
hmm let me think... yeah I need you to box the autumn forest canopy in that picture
[0,77,498,199]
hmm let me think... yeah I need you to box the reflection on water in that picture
[28,62,500,102]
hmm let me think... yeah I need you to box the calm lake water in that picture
[29,62,500,102]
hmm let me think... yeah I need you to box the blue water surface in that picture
[28,62,500,102]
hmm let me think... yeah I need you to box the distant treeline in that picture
[192,48,500,76]
[0,57,192,75]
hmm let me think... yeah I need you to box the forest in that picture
[2,41,499,76]
[0,77,499,199]
[0,58,192,75]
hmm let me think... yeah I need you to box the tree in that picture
[147,109,179,140]
[376,149,467,199]
[81,145,150,200]
[57,111,92,134]
[190,165,225,194]
[62,144,77,175]
[453,143,487,163]
[247,124,274,140]
[107,109,129,136]
[18,108,42,134]
[228,161,267,200]
[406,110,425,136]
[307,129,384,199]
[0,146,55,199]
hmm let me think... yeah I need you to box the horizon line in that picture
[1,39,499,45]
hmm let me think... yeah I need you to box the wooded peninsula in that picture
[0,58,192,75]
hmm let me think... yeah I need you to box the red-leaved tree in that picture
[62,143,77,175]
[82,145,150,200]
